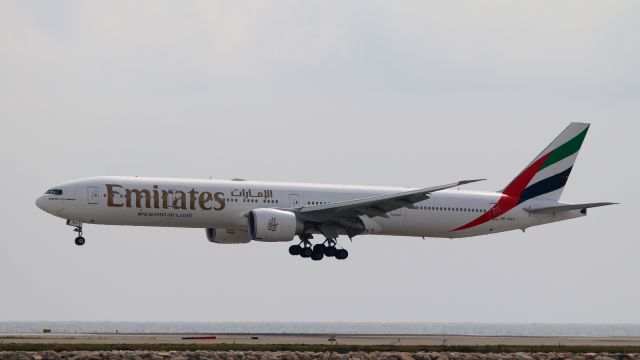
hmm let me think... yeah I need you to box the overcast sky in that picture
[1,1,639,323]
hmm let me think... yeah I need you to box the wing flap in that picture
[296,178,486,233]
[294,178,484,239]
[298,179,485,216]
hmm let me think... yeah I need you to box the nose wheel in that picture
[73,226,85,246]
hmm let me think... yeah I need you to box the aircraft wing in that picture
[294,179,484,238]
[524,202,617,214]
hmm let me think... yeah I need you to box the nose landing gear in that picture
[73,226,85,246]
[66,219,85,246]
[73,227,85,246]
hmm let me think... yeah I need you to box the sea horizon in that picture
[2,321,640,337]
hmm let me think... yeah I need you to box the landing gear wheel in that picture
[324,246,337,257]
[74,236,85,246]
[311,250,324,261]
[289,245,302,256]
[300,247,312,258]
[335,248,348,260]
[72,226,85,246]
[313,244,326,253]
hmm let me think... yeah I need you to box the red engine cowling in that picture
[248,208,303,242]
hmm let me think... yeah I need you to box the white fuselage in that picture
[35,176,584,239]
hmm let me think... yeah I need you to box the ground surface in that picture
[2,334,640,347]
[0,351,639,360]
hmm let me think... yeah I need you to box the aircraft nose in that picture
[36,194,64,215]
[35,195,46,211]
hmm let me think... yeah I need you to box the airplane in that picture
[35,122,615,261]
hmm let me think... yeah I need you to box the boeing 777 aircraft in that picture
[36,123,615,260]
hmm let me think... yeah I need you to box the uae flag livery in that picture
[453,123,590,232]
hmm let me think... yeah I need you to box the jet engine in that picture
[248,208,303,242]
[206,228,251,244]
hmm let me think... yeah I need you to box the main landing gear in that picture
[288,235,348,261]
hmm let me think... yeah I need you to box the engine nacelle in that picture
[206,228,251,244]
[248,208,302,242]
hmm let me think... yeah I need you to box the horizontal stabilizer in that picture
[525,202,617,214]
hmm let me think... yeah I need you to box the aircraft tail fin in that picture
[501,122,590,204]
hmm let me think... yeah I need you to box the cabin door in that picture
[87,187,99,204]
[289,194,301,208]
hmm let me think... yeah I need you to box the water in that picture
[1,322,640,337]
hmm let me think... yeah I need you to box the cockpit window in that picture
[45,189,63,196]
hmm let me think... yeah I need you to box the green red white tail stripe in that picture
[453,123,590,232]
